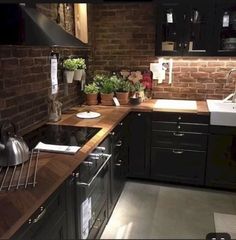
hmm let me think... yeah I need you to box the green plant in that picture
[116,80,131,92]
[74,58,86,70]
[93,74,108,88]
[84,83,99,94]
[100,79,115,94]
[130,81,145,93]
[63,58,77,71]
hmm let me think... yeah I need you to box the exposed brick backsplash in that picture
[0,45,89,134]
[89,3,236,100]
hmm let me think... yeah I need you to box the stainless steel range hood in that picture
[21,5,88,48]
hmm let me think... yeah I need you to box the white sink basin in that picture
[154,99,197,111]
[207,99,236,126]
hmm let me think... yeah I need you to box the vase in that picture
[116,92,129,105]
[64,70,74,83]
[86,93,98,105]
[100,93,114,106]
[74,69,84,81]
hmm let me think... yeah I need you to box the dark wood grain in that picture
[0,101,209,239]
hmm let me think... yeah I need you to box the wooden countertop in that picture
[0,100,209,239]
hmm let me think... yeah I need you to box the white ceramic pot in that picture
[74,69,84,81]
[64,70,74,83]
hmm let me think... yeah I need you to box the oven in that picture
[75,138,111,240]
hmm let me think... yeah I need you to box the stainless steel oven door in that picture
[76,154,111,240]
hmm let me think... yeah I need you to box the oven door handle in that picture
[77,154,111,187]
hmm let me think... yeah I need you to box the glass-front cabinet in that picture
[215,0,236,55]
[156,0,214,56]
[156,0,236,56]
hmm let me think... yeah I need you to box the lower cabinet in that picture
[128,112,151,179]
[151,112,209,186]
[206,127,236,190]
[151,147,206,185]
[12,183,67,240]
[110,116,130,215]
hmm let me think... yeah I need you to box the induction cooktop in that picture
[23,124,101,151]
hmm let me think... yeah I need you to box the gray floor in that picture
[101,181,236,239]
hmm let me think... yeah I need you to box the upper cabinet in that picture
[214,0,236,56]
[156,0,236,56]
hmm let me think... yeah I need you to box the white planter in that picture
[74,69,85,81]
[64,70,74,83]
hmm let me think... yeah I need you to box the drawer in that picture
[152,121,209,133]
[152,112,209,124]
[152,130,208,150]
[150,147,206,185]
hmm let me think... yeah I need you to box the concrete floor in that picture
[101,181,236,239]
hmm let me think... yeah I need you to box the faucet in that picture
[225,68,236,103]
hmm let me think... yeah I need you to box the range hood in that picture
[0,4,88,48]
[22,6,87,48]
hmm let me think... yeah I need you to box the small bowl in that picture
[129,97,142,105]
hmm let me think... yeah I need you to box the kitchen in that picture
[0,1,236,239]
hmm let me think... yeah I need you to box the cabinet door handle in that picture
[119,122,123,126]
[173,149,184,154]
[137,113,141,116]
[173,132,184,137]
[116,140,122,147]
[115,163,121,166]
[33,208,46,223]
[110,132,115,136]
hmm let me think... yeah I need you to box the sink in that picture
[207,99,236,126]
[154,99,197,111]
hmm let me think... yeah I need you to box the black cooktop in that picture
[23,124,101,151]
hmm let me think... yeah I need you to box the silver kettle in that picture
[0,121,29,167]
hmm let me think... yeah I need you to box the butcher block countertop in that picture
[0,100,209,239]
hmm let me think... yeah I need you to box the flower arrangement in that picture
[120,69,153,99]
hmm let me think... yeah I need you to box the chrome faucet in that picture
[226,68,236,103]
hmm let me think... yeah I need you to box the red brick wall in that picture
[0,46,88,135]
[89,3,236,100]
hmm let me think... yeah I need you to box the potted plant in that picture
[74,58,86,81]
[63,58,77,83]
[84,83,99,105]
[100,77,116,106]
[115,79,131,105]
[130,81,145,105]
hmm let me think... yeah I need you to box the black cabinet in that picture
[151,112,209,186]
[206,126,236,190]
[128,112,151,179]
[214,0,236,55]
[12,183,67,240]
[156,0,214,56]
[66,175,76,240]
[110,116,129,214]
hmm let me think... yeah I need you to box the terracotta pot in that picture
[74,69,84,81]
[64,70,74,83]
[86,93,98,105]
[100,93,114,106]
[116,92,129,105]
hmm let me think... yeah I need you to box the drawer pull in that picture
[115,163,121,166]
[178,116,182,120]
[137,113,141,116]
[173,149,184,154]
[119,122,123,126]
[173,132,184,137]
[33,208,46,223]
